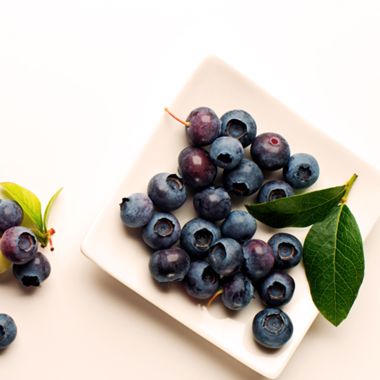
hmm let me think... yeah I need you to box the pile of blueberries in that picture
[0,199,52,350]
[120,107,319,350]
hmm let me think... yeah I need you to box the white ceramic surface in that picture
[81,57,380,379]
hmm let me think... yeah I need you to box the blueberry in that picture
[149,247,190,283]
[250,132,290,170]
[193,187,231,221]
[221,273,254,310]
[268,233,303,269]
[185,107,221,146]
[178,147,217,189]
[220,109,257,147]
[209,238,243,276]
[120,193,154,228]
[0,227,38,264]
[283,153,319,189]
[258,271,295,307]
[209,136,244,170]
[180,218,221,259]
[223,159,264,196]
[0,200,23,235]
[221,210,257,243]
[142,212,181,250]
[0,313,17,349]
[242,239,275,281]
[184,261,220,299]
[256,180,294,203]
[13,252,51,287]
[148,173,187,211]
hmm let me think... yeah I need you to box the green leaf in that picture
[303,204,364,326]
[245,185,346,228]
[0,182,43,231]
[43,187,63,232]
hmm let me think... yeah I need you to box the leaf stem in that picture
[207,289,223,307]
[341,173,358,204]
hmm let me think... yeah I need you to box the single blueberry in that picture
[250,132,290,170]
[0,313,17,349]
[148,173,187,211]
[258,271,295,307]
[120,193,154,228]
[184,261,220,300]
[0,200,23,235]
[149,247,191,283]
[242,239,275,281]
[221,210,257,243]
[209,136,244,170]
[220,109,257,147]
[268,233,303,269]
[208,238,243,277]
[221,273,254,310]
[256,180,294,203]
[223,159,264,197]
[180,218,221,259]
[13,252,51,287]
[142,212,181,250]
[252,308,293,349]
[283,153,320,189]
[193,187,231,221]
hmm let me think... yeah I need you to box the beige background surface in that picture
[1,1,380,379]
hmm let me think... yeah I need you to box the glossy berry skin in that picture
[0,200,23,235]
[223,159,264,197]
[142,212,181,250]
[268,233,303,269]
[209,238,243,276]
[178,147,217,189]
[221,210,257,243]
[0,314,17,349]
[149,247,190,283]
[13,252,51,287]
[0,227,38,264]
[250,132,290,170]
[220,109,257,147]
[193,187,231,222]
[256,180,294,203]
[283,153,320,189]
[221,273,254,310]
[209,136,244,170]
[242,239,275,281]
[186,107,221,147]
[184,261,220,300]
[258,271,295,307]
[148,173,187,211]
[120,193,154,228]
[252,308,293,349]
[180,218,221,259]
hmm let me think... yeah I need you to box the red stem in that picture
[164,108,190,127]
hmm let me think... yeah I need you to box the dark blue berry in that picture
[209,136,244,169]
[223,159,264,196]
[221,211,257,243]
[193,187,231,221]
[256,180,294,203]
[142,212,181,250]
[0,313,17,349]
[0,200,23,235]
[268,233,303,269]
[283,153,319,189]
[220,109,257,147]
[208,238,243,276]
[13,252,51,287]
[252,308,293,349]
[120,193,154,228]
[149,247,190,283]
[221,273,254,310]
[250,132,290,170]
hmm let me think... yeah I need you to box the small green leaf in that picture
[245,185,346,228]
[0,182,43,231]
[303,204,364,326]
[43,187,63,232]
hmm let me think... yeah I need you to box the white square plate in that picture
[81,57,380,379]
